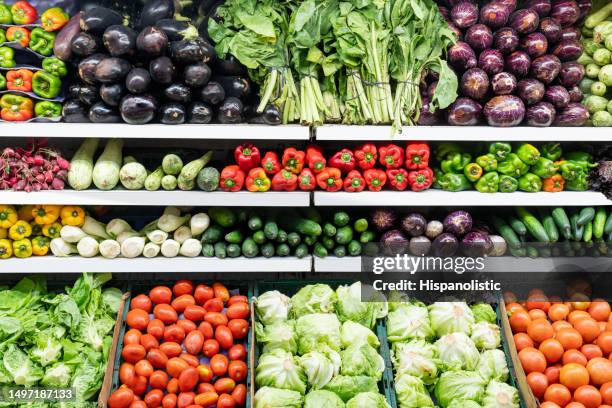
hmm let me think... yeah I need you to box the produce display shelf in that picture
[0,123,311,140]
[0,190,312,207]
[314,191,611,207]
[0,256,313,273]
[316,125,611,141]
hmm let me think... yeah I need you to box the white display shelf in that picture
[0,123,310,140]
[316,125,610,141]
[0,256,313,273]
[0,190,311,207]
[314,191,610,207]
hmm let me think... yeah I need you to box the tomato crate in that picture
[251,279,395,408]
[109,278,253,408]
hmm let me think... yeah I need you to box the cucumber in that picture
[354,218,368,233]
[276,243,291,257]
[360,231,376,243]
[248,214,263,231]
[583,221,593,242]
[253,230,266,244]
[516,207,550,243]
[304,235,317,246]
[264,221,279,240]
[261,243,275,258]
[539,209,559,243]
[605,211,612,235]
[295,244,309,258]
[201,225,223,244]
[276,230,288,243]
[335,226,354,245]
[348,240,362,256]
[287,232,301,247]
[209,208,236,227]
[214,242,227,258]
[509,247,527,257]
[196,167,220,192]
[314,243,328,258]
[323,223,337,237]
[225,230,243,244]
[593,208,607,240]
[322,236,335,250]
[577,207,596,226]
[491,216,521,250]
[551,207,572,240]
[571,213,584,242]
[280,217,322,237]
[334,246,347,257]
[508,217,527,236]
[242,238,259,258]
[526,246,539,258]
[226,244,241,258]
[201,243,215,257]
[333,211,350,227]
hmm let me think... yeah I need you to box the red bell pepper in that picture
[11,1,38,25]
[408,168,434,192]
[6,26,30,47]
[246,167,271,192]
[40,7,70,32]
[405,143,430,170]
[316,167,342,192]
[219,165,245,192]
[298,168,316,191]
[329,149,355,174]
[386,169,409,191]
[354,143,378,170]
[261,151,281,175]
[306,145,326,173]
[272,169,298,191]
[364,169,387,192]
[379,144,404,169]
[7,69,33,92]
[234,143,261,172]
[282,147,305,174]
[343,170,365,192]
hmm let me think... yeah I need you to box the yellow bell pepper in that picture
[42,222,61,239]
[32,205,61,225]
[9,220,32,240]
[60,206,85,226]
[0,228,6,239]
[30,221,42,236]
[18,205,35,222]
[12,239,32,258]
[0,205,18,228]
[31,236,50,256]
[0,239,12,259]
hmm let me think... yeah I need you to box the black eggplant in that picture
[200,81,225,105]
[89,102,121,123]
[170,39,213,64]
[120,94,158,125]
[139,0,174,28]
[187,102,213,124]
[63,99,91,123]
[68,84,82,99]
[80,6,123,34]
[164,83,192,103]
[55,12,82,61]
[95,57,132,83]
[196,38,216,62]
[71,32,100,57]
[160,103,186,125]
[126,68,152,94]
[136,26,168,58]
[212,56,247,76]
[262,104,281,125]
[78,53,107,84]
[184,62,211,88]
[78,85,100,105]
[212,76,251,99]
[150,56,176,84]
[100,83,126,106]
[156,19,199,41]
[217,97,244,124]
[103,25,137,57]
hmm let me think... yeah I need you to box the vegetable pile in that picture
[444,0,590,127]
[386,301,520,407]
[507,292,612,407]
[108,280,249,408]
[0,272,122,406]
[253,282,391,407]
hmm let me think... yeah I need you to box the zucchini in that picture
[539,247,551,258]
[68,138,100,191]
[201,225,223,244]
[526,246,539,258]
[323,223,337,237]
[314,243,328,258]
[200,243,214,257]
[335,226,354,245]
[197,167,220,191]
[253,230,266,245]
[280,217,322,237]
[583,221,593,243]
[93,138,123,190]
[276,230,288,243]
[334,245,347,257]
[551,208,572,240]
[242,238,259,258]
[248,214,263,231]
[162,154,183,175]
[264,221,279,240]
[261,243,275,258]
[491,216,521,250]
[226,243,241,258]
[304,235,317,246]
[571,214,585,242]
[214,242,227,258]
[322,236,335,250]
[593,208,606,240]
[276,243,290,257]
[577,207,596,226]
[209,208,236,228]
[508,217,527,237]
[295,244,309,258]
[509,247,527,257]
[333,211,350,227]
[604,211,612,235]
[287,232,301,247]
[516,207,550,243]
[161,175,177,190]
[538,209,559,243]
[179,151,213,181]
[145,166,164,191]
[348,240,362,256]
[224,230,243,244]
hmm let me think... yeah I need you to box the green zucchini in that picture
[335,226,354,245]
[253,230,266,244]
[491,216,521,250]
[354,218,368,233]
[323,223,337,237]
[264,221,279,240]
[214,242,227,258]
[209,208,236,228]
[314,243,328,258]
[508,216,528,237]
[287,232,301,247]
[348,240,362,256]
[593,208,607,240]
[225,230,243,244]
[583,221,593,243]
[604,211,612,235]
[538,209,559,243]
[577,207,596,226]
[551,208,572,240]
[226,244,241,258]
[201,243,215,257]
[201,225,224,244]
[295,244,309,258]
[526,246,539,258]
[360,231,376,244]
[276,243,290,257]
[322,236,335,250]
[333,211,350,227]
[516,207,550,243]
[304,235,317,246]
[280,217,322,237]
[261,243,275,258]
[247,214,263,231]
[334,246,347,257]
[242,238,259,258]
[276,230,288,243]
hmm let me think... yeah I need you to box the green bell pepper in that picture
[464,163,483,182]
[441,152,472,174]
[34,101,62,118]
[518,173,543,192]
[499,175,518,193]
[541,143,562,161]
[438,173,472,192]
[32,71,62,99]
[435,143,463,161]
[516,143,541,165]
[488,142,512,161]
[0,2,12,24]
[498,153,529,178]
[433,168,445,189]
[532,157,559,179]
[559,161,585,181]
[563,152,597,171]
[29,28,56,56]
[0,28,6,44]
[0,46,15,68]
[565,172,589,191]
[0,72,5,91]
[475,172,500,193]
[476,154,497,172]
[42,57,67,78]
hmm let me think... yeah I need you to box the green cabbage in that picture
[470,322,501,350]
[435,332,480,371]
[481,380,519,408]
[296,313,342,354]
[447,400,482,408]
[392,340,438,385]
[255,320,297,354]
[322,375,378,402]
[304,390,345,408]
[386,304,434,343]
[340,344,385,380]
[254,386,304,408]
[346,392,391,408]
[477,349,509,382]
[341,320,380,349]
[256,290,291,325]
[434,371,486,408]
[394,373,435,408]
[299,351,336,389]
[255,350,307,394]
[291,284,337,317]
[335,282,384,329]
[429,302,475,337]
[471,303,497,324]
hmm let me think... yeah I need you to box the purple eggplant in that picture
[517,78,546,105]
[539,17,562,43]
[119,94,158,125]
[509,9,540,35]
[381,230,409,256]
[448,23,464,40]
[462,231,493,257]
[417,98,440,125]
[552,40,583,62]
[447,98,483,125]
[465,24,493,51]
[480,2,511,28]
[439,5,451,20]
[493,27,519,54]
[54,12,82,62]
[545,85,570,108]
[505,51,532,78]
[577,0,592,21]
[526,101,556,126]
[560,27,581,42]
[484,95,526,126]
[520,32,548,58]
[78,53,107,85]
[136,26,169,57]
[553,103,589,126]
[401,213,427,237]
[443,211,473,237]
[479,49,505,76]
[568,85,583,102]
[525,0,551,17]
[497,0,517,12]
[550,0,580,27]
[432,233,459,257]
[530,54,561,84]
[461,68,490,100]
[558,62,585,87]
[448,41,477,71]
[491,72,517,95]
[451,2,479,28]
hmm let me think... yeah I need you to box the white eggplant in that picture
[161,239,180,258]
[99,240,121,259]
[190,213,210,236]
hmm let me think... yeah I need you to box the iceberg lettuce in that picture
[429,302,475,337]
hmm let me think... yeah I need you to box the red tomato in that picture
[205,312,228,327]
[122,344,146,364]
[228,344,247,361]
[226,303,249,320]
[198,383,215,394]
[574,384,602,408]
[172,295,196,313]
[214,378,236,394]
[540,403,562,408]
[227,296,248,306]
[510,310,532,333]
[180,353,200,367]
[212,283,230,302]
[601,382,612,404]
[164,325,186,344]
[177,392,195,408]
[178,367,199,392]
[120,363,136,387]
[581,344,603,360]
[514,333,534,352]
[149,286,172,305]
[127,309,150,331]
[140,334,159,351]
[184,305,206,322]
[177,319,197,334]
[197,365,213,383]
[539,338,564,364]
[545,365,561,384]
[150,370,169,390]
[167,378,179,394]
[203,298,224,313]
[586,357,612,385]
[529,309,548,321]
[147,319,165,340]
[159,342,182,359]
[194,285,214,305]
[589,301,612,321]
[129,401,147,408]
[527,318,554,343]
[574,318,602,343]
[560,363,590,391]
[131,295,153,313]
[162,394,177,408]
[215,326,233,350]
[506,302,525,314]
[597,331,612,355]
[227,320,249,340]
[556,328,584,350]
[228,360,247,382]
[173,280,194,297]
[108,387,135,408]
[194,392,218,407]
[154,304,178,325]
[217,393,236,408]
[563,349,588,366]
[519,347,547,374]
[124,329,142,346]
[527,372,548,399]
[147,348,169,369]
[549,303,570,322]
[231,384,246,406]
[132,375,148,396]
[565,403,587,408]
[135,360,153,378]
[203,339,219,358]
[184,331,205,355]
[210,354,229,377]
[544,384,572,407]
[198,322,214,339]
[167,357,190,378]
[144,389,163,408]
